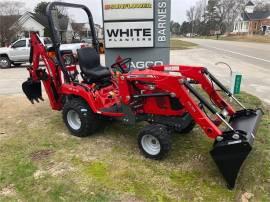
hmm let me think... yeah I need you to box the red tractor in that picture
[22,2,263,189]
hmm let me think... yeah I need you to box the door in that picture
[9,39,30,62]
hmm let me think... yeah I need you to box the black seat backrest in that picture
[77,47,100,71]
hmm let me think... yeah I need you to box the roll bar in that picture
[46,2,99,82]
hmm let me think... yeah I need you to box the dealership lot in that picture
[1,49,270,105]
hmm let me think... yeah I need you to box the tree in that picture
[186,6,196,34]
[34,1,49,16]
[204,0,222,34]
[0,0,24,15]
[180,21,192,35]
[34,1,67,17]
[170,21,181,35]
[71,22,85,40]
[0,1,25,46]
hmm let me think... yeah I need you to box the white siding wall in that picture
[20,17,45,37]
[233,21,249,33]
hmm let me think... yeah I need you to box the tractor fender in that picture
[60,84,98,113]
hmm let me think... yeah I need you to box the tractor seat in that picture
[77,47,111,82]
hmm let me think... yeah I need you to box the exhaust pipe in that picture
[22,79,44,104]
[211,109,263,189]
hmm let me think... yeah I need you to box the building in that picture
[10,12,103,43]
[12,12,73,43]
[71,22,104,40]
[233,1,270,35]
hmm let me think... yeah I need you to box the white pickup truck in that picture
[0,37,88,68]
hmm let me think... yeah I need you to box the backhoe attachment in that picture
[22,79,43,104]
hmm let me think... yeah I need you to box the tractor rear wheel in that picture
[138,124,171,160]
[63,98,99,137]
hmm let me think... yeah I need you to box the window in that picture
[12,40,26,48]
[43,38,52,45]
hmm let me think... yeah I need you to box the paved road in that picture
[173,38,270,104]
[181,38,270,70]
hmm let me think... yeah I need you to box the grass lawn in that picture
[196,35,270,44]
[170,39,197,50]
[0,93,269,201]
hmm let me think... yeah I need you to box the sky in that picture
[14,0,198,25]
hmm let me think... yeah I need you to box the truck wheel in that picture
[0,57,11,69]
[138,124,171,160]
[174,121,196,134]
[63,98,99,137]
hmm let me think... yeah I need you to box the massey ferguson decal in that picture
[104,21,154,48]
[103,0,154,21]
[104,3,152,10]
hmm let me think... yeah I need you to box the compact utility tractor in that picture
[22,2,263,189]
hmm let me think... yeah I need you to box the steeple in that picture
[245,1,255,14]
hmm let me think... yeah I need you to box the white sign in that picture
[103,0,154,21]
[104,21,154,48]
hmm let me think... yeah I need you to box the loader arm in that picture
[150,65,235,117]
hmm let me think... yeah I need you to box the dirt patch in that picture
[30,149,54,161]
[47,162,75,177]
[0,184,16,197]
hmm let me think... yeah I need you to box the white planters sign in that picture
[103,0,154,21]
[104,21,154,48]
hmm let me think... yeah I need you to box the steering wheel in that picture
[111,58,132,74]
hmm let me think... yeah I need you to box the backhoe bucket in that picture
[22,79,43,104]
[210,109,263,189]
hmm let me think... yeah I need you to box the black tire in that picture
[0,56,11,69]
[62,98,100,137]
[138,124,171,160]
[174,121,196,134]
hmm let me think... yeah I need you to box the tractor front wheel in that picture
[138,124,171,160]
[63,98,99,137]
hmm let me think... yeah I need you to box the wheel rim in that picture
[0,58,9,68]
[67,110,81,130]
[141,134,161,155]
[63,55,72,65]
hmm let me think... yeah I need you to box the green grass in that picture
[0,94,269,201]
[170,39,197,50]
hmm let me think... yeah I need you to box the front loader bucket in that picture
[22,79,43,104]
[211,109,263,189]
